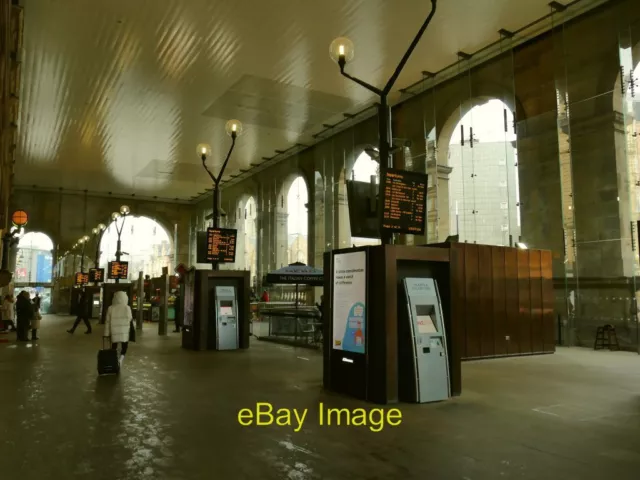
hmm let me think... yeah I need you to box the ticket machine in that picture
[214,286,239,350]
[399,278,450,403]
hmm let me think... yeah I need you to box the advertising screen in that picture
[332,251,367,354]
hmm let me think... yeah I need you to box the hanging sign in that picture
[11,210,28,227]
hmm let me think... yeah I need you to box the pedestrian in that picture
[104,291,133,367]
[15,291,34,342]
[67,289,92,334]
[31,293,42,340]
[260,289,270,302]
[1,294,16,332]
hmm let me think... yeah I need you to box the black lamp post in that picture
[111,205,130,283]
[330,0,437,245]
[78,235,90,273]
[198,119,243,271]
[92,223,106,284]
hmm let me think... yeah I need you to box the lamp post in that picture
[112,205,131,283]
[78,235,90,273]
[330,0,437,245]
[198,119,243,271]
[92,223,106,283]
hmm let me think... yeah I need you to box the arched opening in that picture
[243,196,258,286]
[349,151,382,248]
[447,98,520,246]
[287,176,309,264]
[14,231,54,313]
[99,215,173,280]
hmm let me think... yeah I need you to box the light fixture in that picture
[120,205,130,215]
[78,238,84,244]
[83,235,90,242]
[112,212,120,221]
[197,143,212,160]
[516,242,528,249]
[98,223,106,231]
[329,37,355,65]
[92,227,99,235]
[225,119,244,138]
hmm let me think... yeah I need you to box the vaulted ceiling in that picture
[15,0,575,201]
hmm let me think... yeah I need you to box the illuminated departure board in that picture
[89,268,105,283]
[206,228,237,263]
[381,168,428,235]
[107,261,129,280]
[74,272,89,286]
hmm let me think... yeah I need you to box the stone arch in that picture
[14,231,55,285]
[98,214,174,279]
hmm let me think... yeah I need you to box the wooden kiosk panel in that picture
[434,243,555,359]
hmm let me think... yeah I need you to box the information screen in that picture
[74,272,89,286]
[107,261,129,280]
[381,168,428,235]
[88,268,105,283]
[206,228,237,263]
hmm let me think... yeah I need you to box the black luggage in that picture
[98,337,119,375]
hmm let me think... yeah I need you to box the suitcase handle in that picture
[102,336,111,350]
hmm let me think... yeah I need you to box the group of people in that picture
[1,291,42,341]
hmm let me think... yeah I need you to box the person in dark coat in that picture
[15,291,34,342]
[67,289,92,334]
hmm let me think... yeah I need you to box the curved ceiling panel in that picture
[16,0,560,200]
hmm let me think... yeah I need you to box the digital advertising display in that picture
[381,168,428,235]
[74,272,89,286]
[332,251,367,354]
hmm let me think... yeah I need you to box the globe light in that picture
[197,143,212,159]
[120,205,130,215]
[329,37,355,64]
[78,238,84,244]
[92,228,99,235]
[98,223,106,231]
[111,212,120,221]
[83,235,90,242]
[225,119,243,137]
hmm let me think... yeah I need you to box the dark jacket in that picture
[77,292,91,318]
[16,295,34,323]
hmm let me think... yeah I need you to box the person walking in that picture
[1,294,16,332]
[104,291,133,367]
[15,291,34,342]
[67,289,92,334]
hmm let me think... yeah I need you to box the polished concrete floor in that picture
[1,316,640,480]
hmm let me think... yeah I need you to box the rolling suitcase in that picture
[98,337,120,375]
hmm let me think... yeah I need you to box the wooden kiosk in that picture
[181,269,251,351]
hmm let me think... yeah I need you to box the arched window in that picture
[350,151,382,247]
[448,99,520,246]
[244,196,258,285]
[15,232,54,284]
[287,176,308,264]
[99,215,173,279]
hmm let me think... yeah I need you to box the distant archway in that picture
[287,176,308,264]
[99,215,173,280]
[15,231,54,284]
[446,98,520,246]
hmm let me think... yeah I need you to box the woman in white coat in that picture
[104,291,133,366]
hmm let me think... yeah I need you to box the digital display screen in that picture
[381,168,427,235]
[107,261,129,280]
[206,228,237,263]
[74,272,89,286]
[88,268,105,283]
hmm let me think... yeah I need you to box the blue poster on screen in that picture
[332,251,367,354]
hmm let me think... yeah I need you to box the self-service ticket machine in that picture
[214,286,239,350]
[399,278,450,403]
